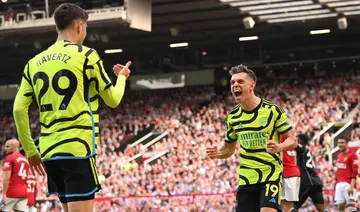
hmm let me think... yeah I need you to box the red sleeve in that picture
[3,156,12,172]
[351,153,358,179]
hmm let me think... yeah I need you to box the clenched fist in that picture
[266,140,282,154]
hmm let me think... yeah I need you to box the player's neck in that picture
[240,96,261,112]
[10,150,19,154]
[341,148,349,153]
[57,32,79,44]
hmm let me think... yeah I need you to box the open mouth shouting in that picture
[233,88,242,98]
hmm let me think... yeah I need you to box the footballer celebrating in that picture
[206,64,297,212]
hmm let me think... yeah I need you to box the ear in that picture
[76,22,82,34]
[55,26,59,33]
[250,82,256,90]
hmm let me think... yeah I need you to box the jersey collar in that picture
[242,98,263,114]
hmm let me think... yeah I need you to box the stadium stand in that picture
[351,108,360,141]
[2,1,360,211]
[0,69,359,211]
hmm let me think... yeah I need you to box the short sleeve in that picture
[86,49,112,92]
[275,105,292,134]
[225,116,237,143]
[3,157,12,171]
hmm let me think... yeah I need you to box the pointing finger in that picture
[125,61,132,68]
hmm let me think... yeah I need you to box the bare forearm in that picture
[279,136,298,152]
[3,179,9,196]
[351,178,356,187]
[217,144,235,159]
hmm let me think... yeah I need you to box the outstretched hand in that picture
[28,153,46,176]
[206,146,219,160]
[113,61,132,79]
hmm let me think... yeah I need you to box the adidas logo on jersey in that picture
[269,198,276,203]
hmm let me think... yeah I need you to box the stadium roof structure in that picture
[1,0,360,83]
[221,0,360,23]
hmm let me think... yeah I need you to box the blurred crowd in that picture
[351,108,360,142]
[0,70,359,211]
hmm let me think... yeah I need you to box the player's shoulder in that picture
[12,153,27,162]
[29,42,98,63]
[60,42,96,61]
[27,48,47,66]
[4,153,14,162]
[228,104,241,116]
[74,44,100,63]
[262,99,284,113]
[296,144,306,154]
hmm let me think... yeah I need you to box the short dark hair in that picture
[54,3,88,31]
[229,64,257,83]
[338,137,349,143]
[297,134,309,146]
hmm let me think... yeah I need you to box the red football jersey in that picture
[3,152,29,198]
[280,135,300,178]
[26,175,37,206]
[336,149,358,184]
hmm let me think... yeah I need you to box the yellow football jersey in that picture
[14,40,126,161]
[225,99,292,185]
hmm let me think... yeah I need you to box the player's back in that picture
[26,174,37,207]
[3,152,29,198]
[296,144,322,186]
[26,40,106,161]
